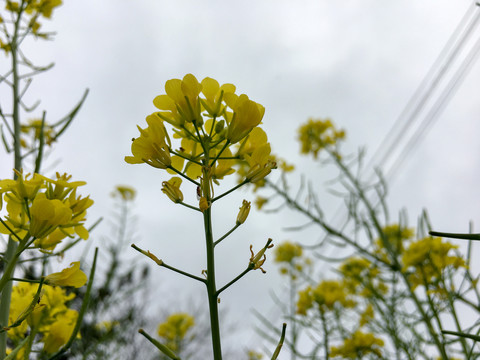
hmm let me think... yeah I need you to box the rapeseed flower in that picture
[330,330,384,359]
[157,313,195,352]
[274,241,303,263]
[402,236,465,290]
[162,177,184,203]
[8,282,78,353]
[125,114,172,169]
[112,185,136,201]
[225,93,265,144]
[44,262,87,288]
[298,118,345,158]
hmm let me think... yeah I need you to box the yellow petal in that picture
[45,262,87,288]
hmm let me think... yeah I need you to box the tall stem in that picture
[204,207,222,359]
[0,5,23,356]
[202,152,222,359]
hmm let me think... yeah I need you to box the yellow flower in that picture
[112,185,136,201]
[211,147,235,181]
[375,224,414,256]
[40,172,87,200]
[402,236,465,290]
[254,196,268,210]
[274,241,303,263]
[154,74,203,126]
[330,330,384,359]
[96,320,119,333]
[161,177,184,203]
[359,304,375,327]
[225,93,265,144]
[298,118,345,158]
[0,197,29,239]
[200,77,236,117]
[29,196,72,239]
[34,228,67,251]
[0,171,43,203]
[312,280,355,311]
[24,0,63,19]
[247,350,264,360]
[244,143,276,183]
[21,118,56,146]
[8,282,78,348]
[296,286,314,315]
[44,262,87,288]
[125,114,172,169]
[157,313,195,352]
[42,309,77,354]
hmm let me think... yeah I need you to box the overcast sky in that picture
[2,0,480,355]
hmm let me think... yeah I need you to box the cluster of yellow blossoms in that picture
[402,236,465,291]
[2,0,62,45]
[274,240,310,278]
[20,118,56,148]
[112,185,136,201]
[330,330,384,359]
[157,313,195,353]
[0,171,93,252]
[373,224,465,292]
[297,280,356,315]
[125,74,277,205]
[292,222,468,358]
[298,118,346,159]
[8,276,83,356]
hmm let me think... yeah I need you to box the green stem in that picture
[209,140,230,167]
[214,223,240,247]
[179,201,202,212]
[212,179,248,203]
[167,165,200,186]
[0,239,18,357]
[429,231,480,241]
[216,266,252,296]
[203,206,222,360]
[271,323,287,360]
[0,3,24,355]
[131,244,206,283]
[169,149,203,166]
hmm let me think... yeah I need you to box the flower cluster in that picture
[339,257,387,297]
[374,224,415,262]
[402,236,465,290]
[274,240,310,278]
[0,171,93,251]
[157,313,195,353]
[8,281,79,355]
[125,74,277,206]
[2,0,62,44]
[20,118,56,148]
[298,118,345,159]
[297,279,356,315]
[112,185,136,201]
[329,330,384,359]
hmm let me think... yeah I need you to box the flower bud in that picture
[215,119,225,133]
[199,196,209,212]
[236,200,251,225]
